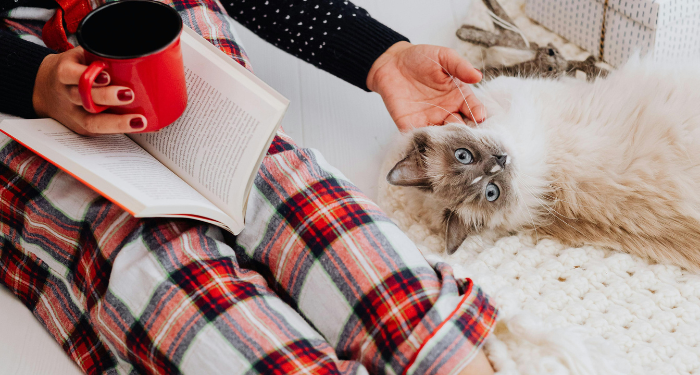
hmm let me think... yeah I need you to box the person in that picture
[0,0,497,374]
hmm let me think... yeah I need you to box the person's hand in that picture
[366,41,486,132]
[32,47,147,136]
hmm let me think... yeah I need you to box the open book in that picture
[0,26,289,234]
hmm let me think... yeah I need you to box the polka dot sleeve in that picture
[224,0,409,91]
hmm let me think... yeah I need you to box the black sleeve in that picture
[224,0,409,91]
[0,30,55,118]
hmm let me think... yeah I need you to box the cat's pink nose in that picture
[494,155,507,168]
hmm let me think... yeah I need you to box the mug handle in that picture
[79,61,109,113]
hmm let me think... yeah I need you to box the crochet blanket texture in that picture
[378,177,700,375]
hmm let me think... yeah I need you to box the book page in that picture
[131,27,288,226]
[49,130,207,202]
[0,119,236,231]
[137,68,259,204]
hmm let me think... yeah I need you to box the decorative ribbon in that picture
[41,0,93,52]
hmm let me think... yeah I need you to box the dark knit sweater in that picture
[0,0,408,118]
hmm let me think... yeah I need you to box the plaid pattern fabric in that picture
[238,133,498,374]
[0,2,497,374]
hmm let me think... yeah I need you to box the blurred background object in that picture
[525,0,700,67]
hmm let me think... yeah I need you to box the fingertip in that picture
[94,71,110,86]
[117,88,134,103]
[463,103,487,125]
[474,68,483,83]
[129,115,147,131]
[475,105,487,123]
[449,51,481,84]
[459,65,482,84]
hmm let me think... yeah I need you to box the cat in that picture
[385,57,700,270]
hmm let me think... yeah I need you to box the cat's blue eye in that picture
[485,183,500,202]
[454,148,473,164]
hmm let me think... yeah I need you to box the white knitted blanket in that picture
[377,1,700,374]
[378,167,700,375]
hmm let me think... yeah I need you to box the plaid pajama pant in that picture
[0,1,497,374]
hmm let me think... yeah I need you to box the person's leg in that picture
[229,132,498,375]
[0,136,367,374]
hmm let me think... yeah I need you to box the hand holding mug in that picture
[33,47,147,136]
[33,0,186,136]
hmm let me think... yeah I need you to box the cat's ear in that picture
[386,152,430,187]
[445,210,472,254]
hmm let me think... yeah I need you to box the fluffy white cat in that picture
[385,58,700,270]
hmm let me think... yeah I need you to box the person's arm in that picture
[225,0,485,128]
[224,0,407,91]
[0,30,54,118]
[0,30,146,133]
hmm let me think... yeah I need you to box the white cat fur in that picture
[385,57,700,269]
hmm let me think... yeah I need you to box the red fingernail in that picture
[118,89,133,102]
[130,117,145,129]
[95,72,109,84]
[475,68,482,78]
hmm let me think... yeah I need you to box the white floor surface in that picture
[0,1,473,373]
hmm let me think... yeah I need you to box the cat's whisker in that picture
[417,52,481,127]
[409,101,464,124]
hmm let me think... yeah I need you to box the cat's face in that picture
[387,124,516,253]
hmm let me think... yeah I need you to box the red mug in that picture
[76,0,187,132]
